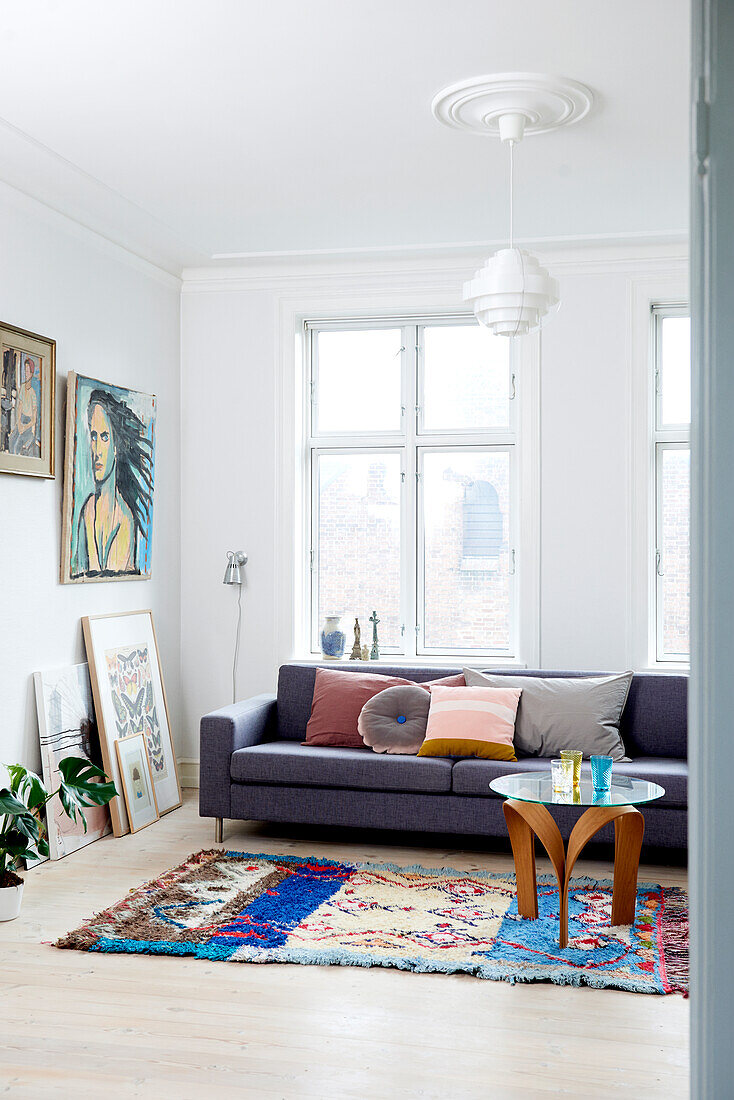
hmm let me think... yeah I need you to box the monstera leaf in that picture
[1,759,116,876]
[7,765,46,812]
[56,758,117,832]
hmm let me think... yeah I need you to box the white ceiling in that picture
[0,0,690,274]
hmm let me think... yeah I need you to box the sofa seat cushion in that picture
[451,756,687,807]
[611,758,688,807]
[452,758,551,796]
[231,740,453,793]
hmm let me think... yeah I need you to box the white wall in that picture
[0,183,181,770]
[540,270,632,670]
[179,245,688,764]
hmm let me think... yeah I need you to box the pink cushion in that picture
[304,669,413,747]
[423,673,465,689]
[417,686,522,761]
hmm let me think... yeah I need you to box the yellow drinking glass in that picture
[561,750,582,788]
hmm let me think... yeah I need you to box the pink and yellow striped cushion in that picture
[417,686,523,761]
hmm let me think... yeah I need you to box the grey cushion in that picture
[358,685,430,754]
[452,756,686,808]
[464,668,632,760]
[230,740,453,793]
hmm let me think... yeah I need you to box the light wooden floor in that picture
[0,792,689,1099]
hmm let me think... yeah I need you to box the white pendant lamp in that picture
[432,74,594,337]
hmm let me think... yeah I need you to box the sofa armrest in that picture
[199,693,277,819]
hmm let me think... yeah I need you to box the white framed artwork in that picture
[115,734,159,833]
[82,610,181,836]
[33,663,112,859]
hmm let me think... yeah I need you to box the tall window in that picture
[306,318,529,659]
[653,306,691,662]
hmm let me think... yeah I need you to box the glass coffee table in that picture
[490,772,665,949]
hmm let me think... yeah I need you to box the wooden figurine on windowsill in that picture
[349,618,362,660]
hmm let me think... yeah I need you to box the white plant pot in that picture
[0,881,24,921]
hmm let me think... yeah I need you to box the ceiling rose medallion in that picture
[432,73,594,337]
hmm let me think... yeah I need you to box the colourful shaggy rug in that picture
[56,849,688,995]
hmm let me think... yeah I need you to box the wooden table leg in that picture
[503,800,645,950]
[611,807,645,926]
[564,804,645,948]
[504,800,566,925]
[504,801,538,918]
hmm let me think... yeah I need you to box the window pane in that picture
[316,453,402,649]
[315,329,402,433]
[422,450,511,651]
[422,325,510,431]
[659,316,691,426]
[659,447,690,659]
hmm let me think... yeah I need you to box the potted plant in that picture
[0,758,116,921]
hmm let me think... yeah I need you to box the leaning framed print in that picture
[34,662,112,859]
[61,372,156,583]
[0,321,55,478]
[115,734,159,833]
[82,610,181,836]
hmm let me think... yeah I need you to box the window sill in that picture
[639,663,690,674]
[288,655,528,669]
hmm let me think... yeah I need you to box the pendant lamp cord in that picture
[508,138,514,250]
[232,584,242,704]
[508,137,525,338]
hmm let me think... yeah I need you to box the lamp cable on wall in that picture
[233,584,243,705]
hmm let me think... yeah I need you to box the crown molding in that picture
[0,178,182,291]
[0,112,206,280]
[182,237,689,294]
[0,109,688,290]
[210,230,687,264]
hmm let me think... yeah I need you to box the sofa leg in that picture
[215,817,223,844]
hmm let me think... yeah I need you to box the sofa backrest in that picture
[275,664,688,759]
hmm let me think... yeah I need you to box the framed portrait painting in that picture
[0,322,55,478]
[33,663,111,859]
[61,372,156,583]
[115,734,159,833]
[82,610,180,837]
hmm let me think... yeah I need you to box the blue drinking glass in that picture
[590,755,613,791]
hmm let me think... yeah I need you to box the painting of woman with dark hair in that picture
[75,388,154,576]
[61,373,157,583]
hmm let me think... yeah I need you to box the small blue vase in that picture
[320,616,346,660]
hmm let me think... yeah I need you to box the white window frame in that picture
[303,314,539,664]
[652,304,691,663]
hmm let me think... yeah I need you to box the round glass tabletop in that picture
[489,771,665,807]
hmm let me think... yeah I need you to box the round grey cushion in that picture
[357,685,431,755]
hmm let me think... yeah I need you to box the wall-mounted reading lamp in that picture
[223,550,248,704]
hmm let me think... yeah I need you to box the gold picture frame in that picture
[0,321,56,478]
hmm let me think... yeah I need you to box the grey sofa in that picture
[199,664,688,849]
